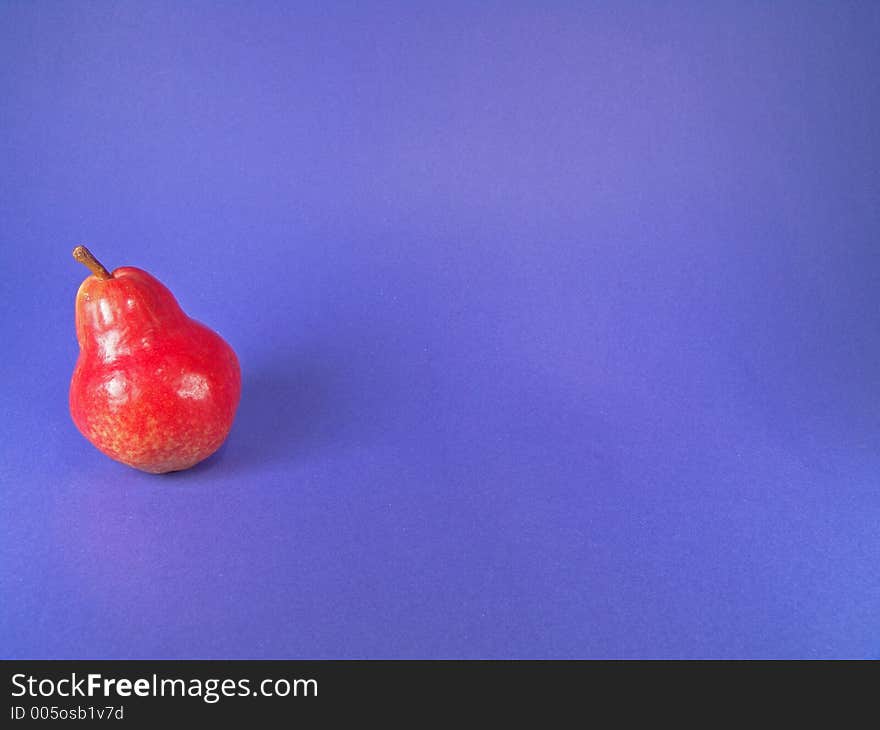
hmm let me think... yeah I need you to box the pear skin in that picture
[69,246,241,473]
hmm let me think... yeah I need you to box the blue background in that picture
[2,1,879,659]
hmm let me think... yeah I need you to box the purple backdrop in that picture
[2,2,879,659]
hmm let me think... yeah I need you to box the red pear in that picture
[69,246,241,473]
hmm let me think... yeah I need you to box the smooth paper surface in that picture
[1,2,878,658]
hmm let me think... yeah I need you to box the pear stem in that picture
[72,245,113,280]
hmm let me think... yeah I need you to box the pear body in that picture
[70,266,241,473]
